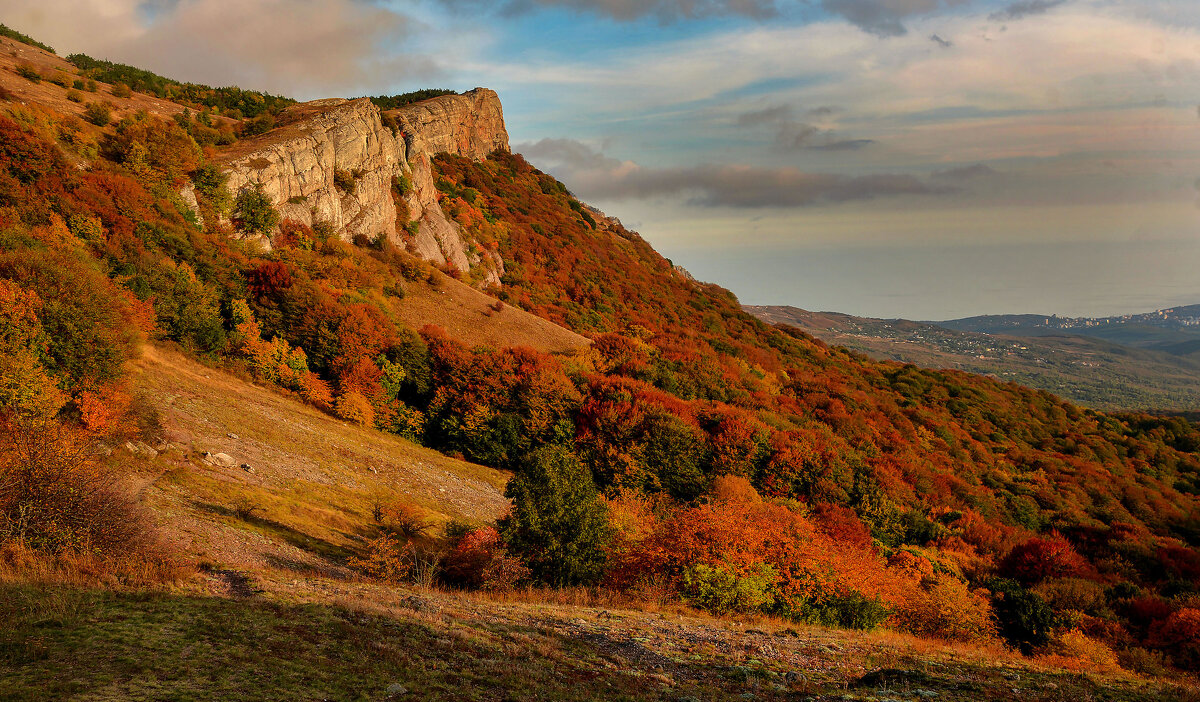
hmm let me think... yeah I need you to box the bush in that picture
[0,418,156,556]
[441,526,529,591]
[233,182,280,236]
[333,168,356,195]
[334,390,374,426]
[989,578,1055,653]
[804,590,892,631]
[15,63,40,83]
[191,162,233,214]
[110,82,132,98]
[373,501,435,539]
[348,534,412,582]
[500,446,612,586]
[896,573,996,642]
[65,89,83,103]
[83,101,112,127]
[240,113,275,138]
[681,562,776,616]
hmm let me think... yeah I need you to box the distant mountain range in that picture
[936,305,1200,356]
[746,304,1200,412]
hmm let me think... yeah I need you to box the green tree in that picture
[988,578,1055,653]
[500,446,612,586]
[233,182,280,236]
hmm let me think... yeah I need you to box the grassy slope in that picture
[2,578,1191,701]
[131,345,508,574]
[393,272,589,354]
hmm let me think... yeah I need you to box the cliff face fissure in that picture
[218,89,509,285]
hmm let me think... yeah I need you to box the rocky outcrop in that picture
[216,89,509,284]
[391,88,509,161]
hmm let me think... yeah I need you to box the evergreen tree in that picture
[500,446,612,586]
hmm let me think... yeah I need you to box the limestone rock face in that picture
[222,98,403,243]
[391,88,509,161]
[217,89,509,285]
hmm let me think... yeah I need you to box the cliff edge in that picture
[217,88,509,285]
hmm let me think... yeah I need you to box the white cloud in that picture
[0,0,437,96]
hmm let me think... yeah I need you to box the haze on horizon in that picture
[7,0,1198,320]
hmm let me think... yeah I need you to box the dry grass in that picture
[119,344,508,578]
[391,270,589,354]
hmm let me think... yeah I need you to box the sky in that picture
[5,0,1199,320]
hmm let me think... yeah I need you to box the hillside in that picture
[1,27,1200,698]
[9,343,1190,700]
[746,304,1200,411]
[939,306,1200,357]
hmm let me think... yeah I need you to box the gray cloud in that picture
[0,0,435,97]
[931,163,998,180]
[819,0,969,37]
[929,33,953,48]
[988,0,1066,22]
[440,0,966,36]
[518,138,944,207]
[810,139,875,151]
[439,0,780,22]
[736,104,874,151]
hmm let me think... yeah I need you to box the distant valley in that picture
[746,304,1200,412]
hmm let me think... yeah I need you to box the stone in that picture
[240,464,255,473]
[227,432,239,439]
[385,683,408,697]
[218,89,509,286]
[203,452,237,468]
[124,441,158,459]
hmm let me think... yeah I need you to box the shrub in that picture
[233,182,280,236]
[334,390,374,426]
[110,82,132,98]
[191,162,232,214]
[500,446,612,586]
[988,578,1055,653]
[240,113,274,137]
[0,418,156,556]
[442,526,530,591]
[83,101,112,127]
[1149,608,1200,670]
[15,63,40,83]
[333,168,356,194]
[804,590,891,631]
[72,79,84,90]
[374,501,435,538]
[348,534,412,582]
[65,89,83,103]
[1000,533,1090,585]
[896,573,996,642]
[1041,629,1121,673]
[682,562,776,616]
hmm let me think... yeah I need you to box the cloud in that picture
[930,164,998,180]
[518,138,942,207]
[442,0,966,36]
[929,33,953,48]
[819,0,969,37]
[988,0,1067,22]
[438,0,780,22]
[735,103,874,151]
[0,0,435,97]
[811,139,875,150]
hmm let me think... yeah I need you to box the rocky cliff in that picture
[217,89,509,285]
